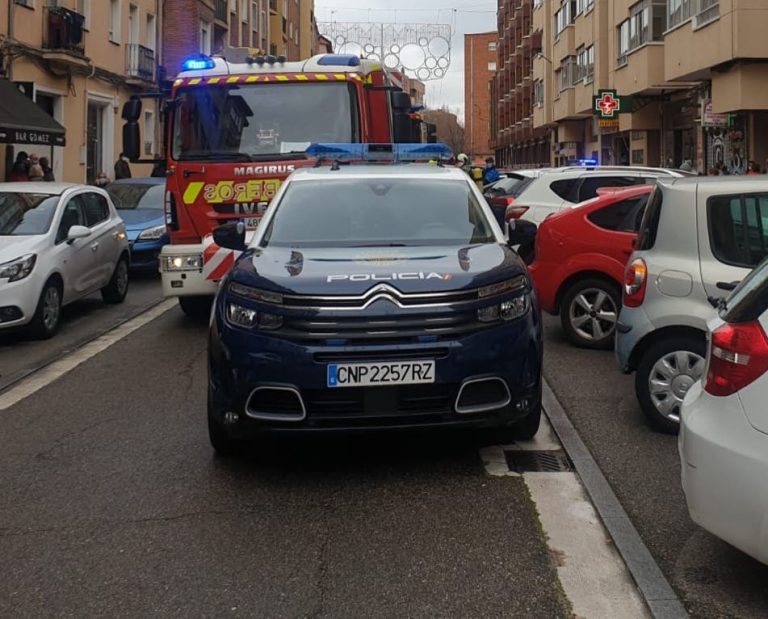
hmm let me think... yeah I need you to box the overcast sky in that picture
[314,1,497,125]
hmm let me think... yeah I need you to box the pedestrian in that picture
[483,157,500,185]
[27,154,44,181]
[456,153,472,176]
[747,161,761,175]
[114,152,131,180]
[150,155,166,178]
[94,171,110,187]
[8,151,29,181]
[470,163,485,190]
[39,156,54,182]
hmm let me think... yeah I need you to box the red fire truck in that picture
[122,49,423,317]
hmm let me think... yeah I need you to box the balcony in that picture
[126,43,155,83]
[214,0,228,25]
[43,6,86,58]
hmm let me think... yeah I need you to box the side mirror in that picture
[122,98,142,121]
[67,225,91,243]
[122,121,140,161]
[213,222,246,252]
[507,219,537,245]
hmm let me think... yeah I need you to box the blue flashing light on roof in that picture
[182,54,216,71]
[305,143,454,163]
[317,54,361,67]
[578,158,599,166]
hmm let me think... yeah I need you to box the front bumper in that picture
[527,261,557,314]
[159,244,218,298]
[0,275,41,330]
[615,304,655,373]
[209,310,543,434]
[679,382,768,564]
[128,237,166,271]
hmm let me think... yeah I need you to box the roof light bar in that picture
[305,143,453,163]
[181,54,216,71]
[317,54,361,67]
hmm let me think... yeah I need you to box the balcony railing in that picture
[214,0,228,23]
[43,6,86,56]
[126,43,155,82]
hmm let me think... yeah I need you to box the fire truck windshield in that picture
[172,82,359,161]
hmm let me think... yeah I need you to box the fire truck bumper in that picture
[159,244,219,298]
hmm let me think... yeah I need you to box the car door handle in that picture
[716,280,740,291]
[90,242,99,252]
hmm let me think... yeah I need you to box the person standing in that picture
[40,157,55,182]
[114,153,131,180]
[483,157,500,185]
[8,151,29,181]
[28,154,44,181]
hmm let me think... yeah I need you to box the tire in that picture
[28,279,62,340]
[635,335,707,434]
[179,296,213,322]
[207,389,246,457]
[101,255,129,304]
[560,277,621,350]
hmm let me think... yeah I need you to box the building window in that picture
[109,0,121,43]
[76,0,90,28]
[534,0,543,8]
[199,20,212,54]
[144,110,155,156]
[145,13,156,51]
[534,79,544,107]
[488,61,497,71]
[693,0,719,28]
[617,0,665,65]
[555,1,576,36]
[559,56,577,91]
[667,0,691,29]
[488,41,497,51]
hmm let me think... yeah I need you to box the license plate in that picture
[327,361,435,388]
[244,217,260,230]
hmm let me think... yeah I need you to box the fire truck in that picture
[121,48,424,317]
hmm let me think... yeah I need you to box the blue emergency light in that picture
[305,143,453,163]
[182,54,216,71]
[578,158,599,166]
[317,54,361,67]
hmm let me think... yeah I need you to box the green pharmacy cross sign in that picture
[594,89,625,119]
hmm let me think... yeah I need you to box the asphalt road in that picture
[0,310,571,618]
[542,313,768,618]
[0,273,163,392]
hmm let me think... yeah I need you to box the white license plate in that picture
[244,217,260,230]
[327,361,435,388]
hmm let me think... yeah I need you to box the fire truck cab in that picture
[122,48,423,317]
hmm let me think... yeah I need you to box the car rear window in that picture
[486,175,534,197]
[577,176,639,202]
[637,186,663,250]
[722,257,768,323]
[708,193,768,268]
[550,179,579,202]
[587,196,648,233]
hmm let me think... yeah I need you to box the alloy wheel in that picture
[648,350,706,423]
[116,260,128,297]
[42,286,61,332]
[568,287,618,341]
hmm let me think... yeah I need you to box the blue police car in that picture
[207,144,543,455]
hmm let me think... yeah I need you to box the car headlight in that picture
[162,254,202,272]
[137,224,167,241]
[0,254,36,282]
[225,302,284,330]
[477,294,529,323]
[478,275,527,299]
[228,281,283,305]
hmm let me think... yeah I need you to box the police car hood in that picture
[230,243,525,295]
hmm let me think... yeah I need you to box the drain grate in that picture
[504,449,572,473]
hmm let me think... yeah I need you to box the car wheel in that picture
[635,336,707,434]
[179,296,213,322]
[560,278,620,350]
[101,256,129,304]
[28,279,62,340]
[207,390,246,457]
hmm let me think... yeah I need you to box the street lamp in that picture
[535,52,553,64]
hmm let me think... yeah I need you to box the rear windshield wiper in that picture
[351,243,409,248]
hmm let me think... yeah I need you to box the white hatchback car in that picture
[680,258,768,564]
[0,183,130,338]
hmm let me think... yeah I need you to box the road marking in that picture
[0,300,176,411]
[481,414,651,619]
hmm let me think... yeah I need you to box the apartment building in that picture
[268,0,316,60]
[0,0,160,183]
[465,31,497,161]
[498,0,768,172]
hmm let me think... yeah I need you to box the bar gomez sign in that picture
[0,128,66,147]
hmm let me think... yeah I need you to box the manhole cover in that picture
[504,450,572,473]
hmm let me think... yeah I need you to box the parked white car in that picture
[0,183,130,338]
[680,257,768,564]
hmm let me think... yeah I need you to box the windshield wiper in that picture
[249,151,309,161]
[179,152,253,162]
[351,243,410,248]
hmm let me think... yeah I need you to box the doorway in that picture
[87,102,104,183]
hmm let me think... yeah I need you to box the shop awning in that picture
[0,80,66,147]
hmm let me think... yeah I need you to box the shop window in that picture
[632,149,644,164]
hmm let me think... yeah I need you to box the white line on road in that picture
[0,299,176,411]
[481,415,651,619]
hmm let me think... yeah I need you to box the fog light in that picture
[223,411,240,424]
[227,303,258,328]
[258,312,283,330]
[477,305,500,322]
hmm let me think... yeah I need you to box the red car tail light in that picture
[623,258,647,307]
[705,321,768,396]
[504,205,530,221]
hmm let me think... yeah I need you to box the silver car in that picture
[616,176,768,433]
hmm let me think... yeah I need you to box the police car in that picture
[206,144,543,454]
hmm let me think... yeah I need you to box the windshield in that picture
[261,178,496,248]
[172,82,359,161]
[0,192,59,236]
[106,183,164,210]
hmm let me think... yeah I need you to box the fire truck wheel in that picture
[179,296,213,321]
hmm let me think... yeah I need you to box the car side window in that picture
[55,196,87,244]
[587,197,646,233]
[577,176,638,203]
[82,192,110,227]
[708,193,768,268]
[550,179,579,202]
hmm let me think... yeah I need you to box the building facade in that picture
[0,0,161,183]
[268,0,316,60]
[464,31,497,161]
[496,0,768,172]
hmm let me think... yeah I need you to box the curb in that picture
[542,379,689,619]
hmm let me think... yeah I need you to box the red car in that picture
[528,184,654,349]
